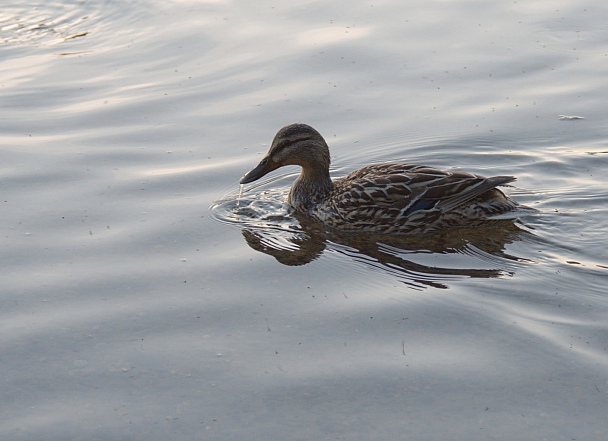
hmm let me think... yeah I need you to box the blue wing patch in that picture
[402,199,437,217]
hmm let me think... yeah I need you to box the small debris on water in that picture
[64,32,89,41]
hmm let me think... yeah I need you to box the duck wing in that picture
[433,175,515,211]
[332,163,515,219]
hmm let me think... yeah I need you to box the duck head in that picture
[240,123,331,184]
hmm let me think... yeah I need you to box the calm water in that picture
[2,1,608,440]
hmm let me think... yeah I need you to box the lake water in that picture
[2,1,608,440]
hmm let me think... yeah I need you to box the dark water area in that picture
[2,1,607,440]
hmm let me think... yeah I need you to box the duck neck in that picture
[289,166,333,211]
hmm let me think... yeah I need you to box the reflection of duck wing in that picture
[325,221,526,289]
[331,244,505,290]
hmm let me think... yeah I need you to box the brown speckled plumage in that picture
[240,123,529,234]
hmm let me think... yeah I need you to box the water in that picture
[2,1,608,440]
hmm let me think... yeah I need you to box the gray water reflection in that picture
[3,0,608,439]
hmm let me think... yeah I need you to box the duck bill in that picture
[239,157,277,184]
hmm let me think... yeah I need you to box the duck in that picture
[240,123,532,234]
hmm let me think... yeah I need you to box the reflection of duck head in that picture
[241,212,533,290]
[242,226,325,266]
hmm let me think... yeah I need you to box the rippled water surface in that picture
[3,1,608,439]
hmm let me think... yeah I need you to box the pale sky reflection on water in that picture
[1,1,608,440]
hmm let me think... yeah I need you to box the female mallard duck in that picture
[240,123,531,234]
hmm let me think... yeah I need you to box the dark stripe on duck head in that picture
[277,136,314,150]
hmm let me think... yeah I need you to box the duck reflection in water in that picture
[241,212,533,290]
